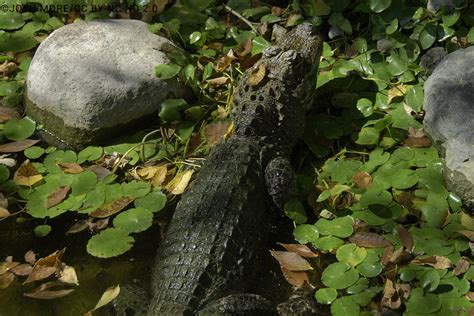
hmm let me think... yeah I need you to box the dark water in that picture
[0,215,160,316]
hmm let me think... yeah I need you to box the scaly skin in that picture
[149,23,322,315]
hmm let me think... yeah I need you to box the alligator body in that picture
[149,23,322,315]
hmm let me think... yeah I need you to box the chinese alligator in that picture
[148,23,323,315]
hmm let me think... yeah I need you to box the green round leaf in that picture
[293,224,319,244]
[87,228,134,258]
[284,199,307,224]
[189,31,202,44]
[356,127,379,145]
[390,169,418,189]
[347,278,369,294]
[134,190,167,213]
[113,207,153,233]
[70,171,97,196]
[155,64,181,80]
[356,98,373,118]
[357,262,383,277]
[322,262,359,289]
[386,18,398,34]
[420,269,440,292]
[77,146,103,163]
[369,0,391,13]
[316,190,331,202]
[34,224,51,237]
[4,118,35,141]
[24,146,45,159]
[159,98,188,122]
[442,11,460,27]
[121,181,151,199]
[0,165,10,183]
[315,288,338,304]
[0,81,20,96]
[0,12,25,30]
[336,244,367,267]
[405,288,441,314]
[331,297,360,316]
[314,236,344,251]
[315,216,354,238]
[419,24,437,49]
[399,266,416,281]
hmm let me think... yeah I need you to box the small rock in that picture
[328,26,342,40]
[26,19,187,149]
[423,46,474,209]
[419,47,447,75]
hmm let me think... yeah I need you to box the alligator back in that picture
[149,138,268,314]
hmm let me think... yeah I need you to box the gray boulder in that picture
[423,46,474,209]
[26,19,186,149]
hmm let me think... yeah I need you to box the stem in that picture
[223,4,259,34]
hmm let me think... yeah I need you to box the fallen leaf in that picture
[0,261,20,274]
[271,6,283,16]
[58,163,84,174]
[151,165,168,187]
[91,285,120,311]
[349,232,390,248]
[0,207,10,219]
[24,281,75,299]
[466,292,474,302]
[0,106,21,122]
[248,63,266,86]
[13,159,43,187]
[0,139,40,153]
[382,279,410,309]
[89,197,134,218]
[381,244,394,266]
[59,265,78,285]
[278,243,319,258]
[204,76,230,86]
[453,257,470,276]
[24,250,36,265]
[47,186,71,208]
[236,37,252,58]
[0,62,18,76]
[87,165,111,181]
[388,85,407,103]
[398,225,414,252]
[88,218,109,233]
[403,136,432,148]
[23,249,65,284]
[352,171,372,189]
[0,271,15,289]
[204,121,231,146]
[461,213,474,230]
[270,250,313,271]
[66,219,91,234]
[280,267,309,288]
[214,52,236,72]
[458,230,474,241]
[0,154,16,167]
[10,263,33,276]
[390,247,413,264]
[166,170,194,195]
[411,256,452,269]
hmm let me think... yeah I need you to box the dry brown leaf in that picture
[390,247,413,264]
[398,225,414,252]
[59,265,79,285]
[23,248,65,284]
[0,62,18,75]
[0,139,40,153]
[0,154,16,167]
[88,218,109,233]
[271,6,283,16]
[0,261,20,274]
[458,230,474,241]
[25,250,36,265]
[205,76,230,86]
[24,281,75,299]
[349,232,390,248]
[91,285,121,312]
[204,121,231,146]
[466,292,474,302]
[236,37,252,58]
[270,250,313,271]
[151,166,168,187]
[280,267,309,288]
[166,170,194,195]
[248,63,266,86]
[47,186,71,208]
[381,279,399,309]
[403,136,432,148]
[278,243,319,258]
[58,163,84,174]
[0,106,21,122]
[66,219,91,234]
[352,171,372,189]
[13,159,43,187]
[453,257,470,276]
[10,263,33,276]
[411,256,452,269]
[461,213,474,230]
[214,53,236,72]
[0,271,15,289]
[388,85,407,103]
[381,244,394,266]
[89,197,134,218]
[0,207,10,219]
[87,165,111,181]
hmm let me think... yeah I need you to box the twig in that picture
[223,4,259,34]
